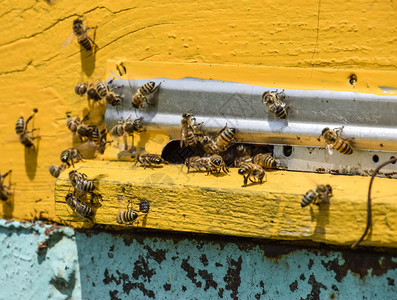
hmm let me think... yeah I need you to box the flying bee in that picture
[184,156,205,173]
[131,81,161,109]
[136,152,169,169]
[321,126,353,155]
[201,136,217,155]
[75,83,88,96]
[0,170,12,201]
[123,117,146,135]
[215,124,236,153]
[87,83,101,101]
[253,153,278,169]
[15,108,40,149]
[238,163,266,187]
[116,199,150,225]
[301,184,332,207]
[262,89,289,119]
[49,164,67,178]
[62,18,97,51]
[60,148,84,167]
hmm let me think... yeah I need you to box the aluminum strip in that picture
[104,77,397,176]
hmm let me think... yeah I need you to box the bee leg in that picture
[242,176,248,187]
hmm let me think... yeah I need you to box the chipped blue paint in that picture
[0,220,396,299]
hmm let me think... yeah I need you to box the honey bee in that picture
[66,115,80,133]
[180,112,197,148]
[96,81,109,98]
[184,156,204,173]
[49,164,67,178]
[262,89,289,119]
[75,200,95,220]
[110,120,124,137]
[87,83,101,101]
[65,192,78,211]
[68,170,95,193]
[238,163,266,187]
[215,124,236,153]
[233,155,252,168]
[252,153,278,169]
[105,91,124,107]
[75,83,88,96]
[321,126,353,155]
[131,81,161,109]
[62,18,97,51]
[92,128,112,154]
[60,148,84,167]
[123,117,146,135]
[0,170,12,201]
[136,152,169,169]
[116,199,150,225]
[194,155,229,176]
[301,184,332,207]
[15,108,40,148]
[201,136,217,155]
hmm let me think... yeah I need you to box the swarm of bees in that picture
[15,108,40,149]
[301,184,333,208]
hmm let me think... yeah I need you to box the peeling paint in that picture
[1,220,397,299]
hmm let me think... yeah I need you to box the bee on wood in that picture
[253,153,278,169]
[136,152,169,169]
[66,115,81,134]
[238,163,266,187]
[116,199,150,225]
[123,117,146,135]
[75,115,95,140]
[194,155,229,176]
[184,156,205,173]
[233,155,252,168]
[75,200,95,220]
[87,83,101,101]
[262,89,289,119]
[65,192,78,211]
[131,81,161,109]
[201,136,217,155]
[75,83,88,96]
[215,124,236,153]
[68,170,95,194]
[301,184,332,207]
[110,120,124,137]
[60,148,84,167]
[0,170,12,201]
[62,18,97,51]
[15,108,40,149]
[321,126,353,155]
[49,164,67,178]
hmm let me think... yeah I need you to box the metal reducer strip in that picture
[105,77,397,177]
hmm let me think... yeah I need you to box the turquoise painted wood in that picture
[0,219,396,299]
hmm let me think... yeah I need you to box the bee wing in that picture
[326,144,333,155]
[62,32,75,49]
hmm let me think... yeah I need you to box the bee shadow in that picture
[80,47,96,77]
[2,184,15,219]
[25,141,40,180]
[311,203,330,237]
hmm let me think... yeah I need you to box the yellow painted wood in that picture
[1,0,397,247]
[55,161,397,248]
